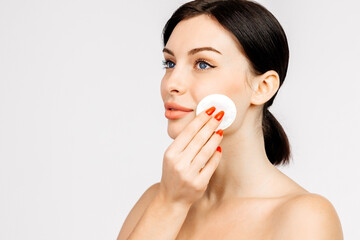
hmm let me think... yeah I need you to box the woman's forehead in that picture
[165,15,241,56]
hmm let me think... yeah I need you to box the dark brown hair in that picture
[162,0,291,165]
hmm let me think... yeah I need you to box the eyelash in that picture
[162,59,216,71]
[161,60,171,69]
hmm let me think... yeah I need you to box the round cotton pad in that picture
[196,94,237,131]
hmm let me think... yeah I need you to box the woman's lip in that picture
[164,102,194,112]
[165,109,192,120]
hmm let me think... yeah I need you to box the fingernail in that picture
[214,111,225,121]
[216,146,222,152]
[205,106,216,115]
[216,129,223,136]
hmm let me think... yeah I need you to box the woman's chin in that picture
[167,126,181,139]
[166,114,194,139]
[167,122,188,139]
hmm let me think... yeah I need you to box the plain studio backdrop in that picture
[0,0,359,239]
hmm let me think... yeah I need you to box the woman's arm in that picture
[116,183,160,239]
[118,109,224,239]
[117,182,191,240]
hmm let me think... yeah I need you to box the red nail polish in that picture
[214,111,224,121]
[205,106,216,115]
[216,146,222,152]
[216,129,223,136]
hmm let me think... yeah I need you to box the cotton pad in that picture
[196,94,237,131]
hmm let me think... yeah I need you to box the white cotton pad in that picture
[196,94,237,131]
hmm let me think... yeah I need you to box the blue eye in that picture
[162,60,175,69]
[196,59,216,70]
[168,61,175,68]
[197,61,210,70]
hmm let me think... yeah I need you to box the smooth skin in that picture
[118,14,343,239]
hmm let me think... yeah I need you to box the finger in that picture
[189,129,223,175]
[198,147,222,181]
[169,107,215,153]
[181,112,224,165]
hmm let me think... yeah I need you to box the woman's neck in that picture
[203,108,280,204]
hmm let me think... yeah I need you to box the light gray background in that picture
[0,0,359,239]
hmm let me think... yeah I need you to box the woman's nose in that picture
[165,68,187,95]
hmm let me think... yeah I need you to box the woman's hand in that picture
[158,107,224,207]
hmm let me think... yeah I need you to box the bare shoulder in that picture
[117,182,160,240]
[272,193,343,239]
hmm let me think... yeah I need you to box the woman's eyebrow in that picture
[188,47,222,55]
[163,48,175,56]
[162,47,222,56]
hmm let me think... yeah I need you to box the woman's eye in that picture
[195,60,215,71]
[162,59,215,70]
[162,60,175,69]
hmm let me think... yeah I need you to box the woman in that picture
[118,0,343,239]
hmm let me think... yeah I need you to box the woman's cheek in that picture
[191,80,219,104]
[192,70,227,90]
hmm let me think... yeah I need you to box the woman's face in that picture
[161,14,255,139]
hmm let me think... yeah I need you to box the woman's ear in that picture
[250,70,280,105]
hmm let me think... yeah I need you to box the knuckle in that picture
[193,180,205,192]
[173,162,184,173]
[182,175,193,187]
[212,133,222,145]
[187,126,198,138]
[189,113,207,129]
[202,145,214,156]
[201,138,216,154]
[200,111,211,121]
[210,117,221,127]
[164,149,175,160]
[192,134,204,147]
[213,154,221,165]
[191,114,211,132]
[204,123,217,137]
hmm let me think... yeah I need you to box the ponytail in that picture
[262,109,291,166]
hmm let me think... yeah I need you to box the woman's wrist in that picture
[153,192,192,215]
